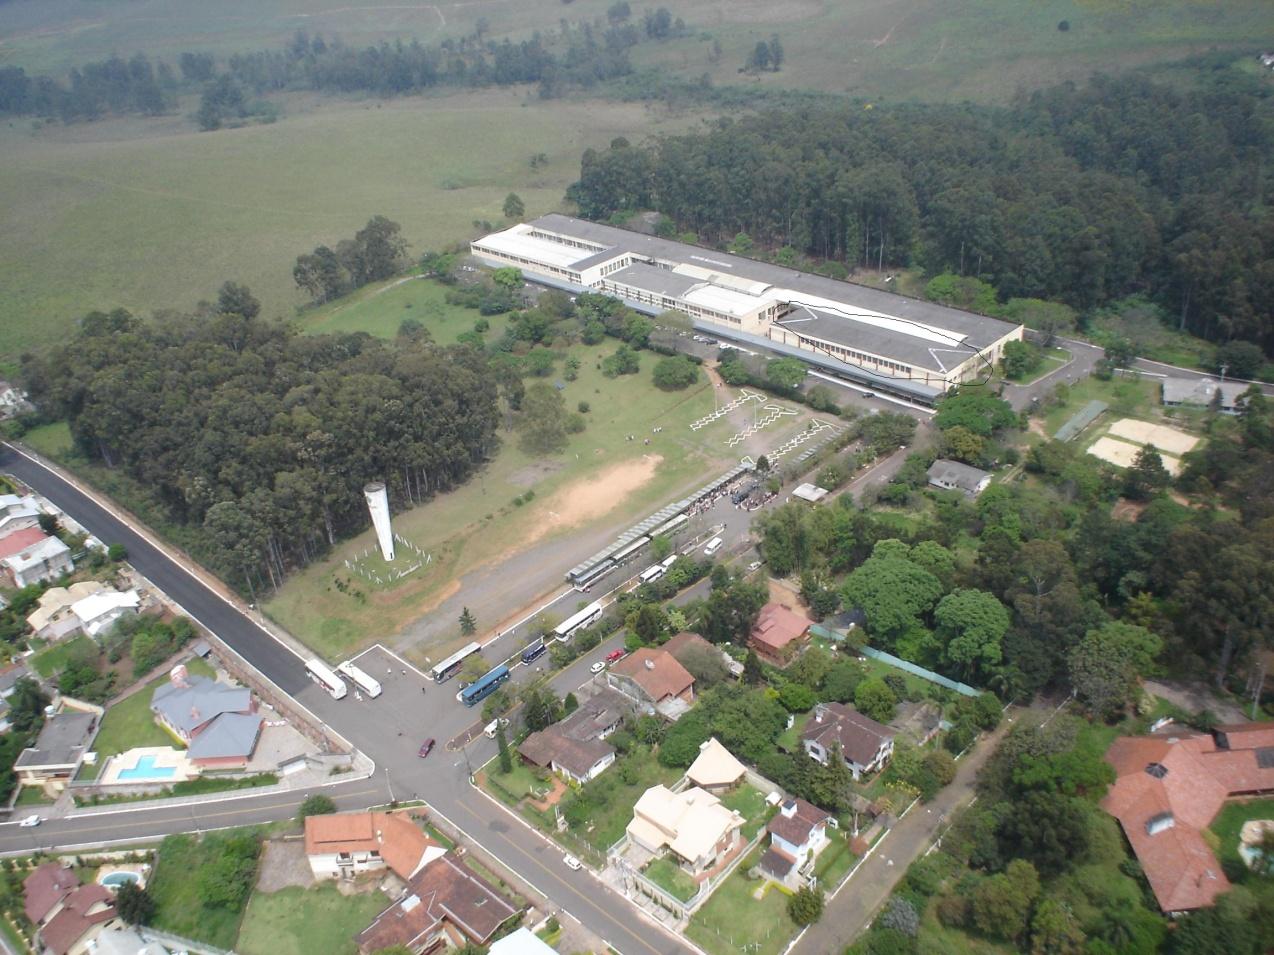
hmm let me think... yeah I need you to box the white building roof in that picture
[628,785,743,863]
[489,927,558,955]
[474,225,607,271]
[71,589,140,635]
[2,536,70,575]
[683,283,774,318]
[791,483,829,503]
[27,581,107,633]
[686,737,747,789]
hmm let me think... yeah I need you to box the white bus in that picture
[337,660,383,698]
[611,537,650,564]
[639,565,665,584]
[305,659,348,700]
[703,536,724,556]
[653,513,688,536]
[430,641,482,684]
[553,600,604,642]
[660,554,679,569]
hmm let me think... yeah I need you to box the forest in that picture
[19,300,500,596]
[569,69,1274,352]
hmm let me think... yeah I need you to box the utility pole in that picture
[385,766,396,806]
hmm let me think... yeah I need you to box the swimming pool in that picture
[115,754,177,781]
[99,871,140,889]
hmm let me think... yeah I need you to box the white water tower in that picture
[363,482,395,562]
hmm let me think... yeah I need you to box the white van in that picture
[484,718,510,739]
[703,537,724,556]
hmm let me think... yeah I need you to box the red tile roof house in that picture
[605,648,695,720]
[355,854,521,954]
[801,702,896,781]
[748,603,812,667]
[23,862,119,955]
[305,811,445,882]
[1101,721,1274,914]
[758,797,834,889]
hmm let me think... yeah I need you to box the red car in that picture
[418,738,436,758]
[606,649,625,664]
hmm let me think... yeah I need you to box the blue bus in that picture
[458,664,510,706]
[520,639,547,665]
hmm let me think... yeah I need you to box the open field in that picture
[1040,375,1159,439]
[237,884,389,955]
[686,845,797,955]
[298,277,512,343]
[0,90,699,367]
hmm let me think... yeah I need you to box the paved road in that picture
[790,715,1017,955]
[0,443,695,955]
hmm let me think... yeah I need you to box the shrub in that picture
[879,896,919,937]
[787,886,824,926]
[297,794,337,820]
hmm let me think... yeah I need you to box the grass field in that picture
[0,90,698,368]
[1210,797,1274,876]
[298,277,513,343]
[1040,375,1160,439]
[30,634,94,678]
[686,846,797,955]
[151,831,260,949]
[236,884,388,955]
[643,857,698,902]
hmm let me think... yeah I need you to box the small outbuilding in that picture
[926,459,992,497]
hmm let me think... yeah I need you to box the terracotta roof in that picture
[749,603,811,654]
[305,812,439,880]
[0,527,47,560]
[801,702,895,767]
[40,893,115,955]
[1215,722,1274,750]
[766,797,831,848]
[23,862,79,924]
[1101,725,1274,912]
[610,648,693,703]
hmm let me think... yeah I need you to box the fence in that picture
[858,646,980,697]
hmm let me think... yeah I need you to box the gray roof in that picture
[517,689,629,778]
[1161,376,1248,409]
[186,712,262,760]
[151,675,252,734]
[926,459,990,493]
[15,711,95,770]
[0,664,32,695]
[529,213,1018,357]
[606,262,702,299]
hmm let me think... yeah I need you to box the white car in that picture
[18,814,41,828]
[563,854,583,871]
[589,661,605,674]
[748,561,763,572]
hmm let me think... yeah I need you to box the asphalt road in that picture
[0,443,695,955]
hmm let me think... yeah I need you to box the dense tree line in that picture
[0,54,173,122]
[569,69,1274,351]
[293,216,408,304]
[21,302,499,594]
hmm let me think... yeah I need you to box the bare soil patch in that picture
[508,460,564,488]
[256,839,315,893]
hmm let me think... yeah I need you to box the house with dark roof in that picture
[759,797,834,889]
[926,459,991,497]
[1102,721,1274,914]
[1161,376,1247,414]
[355,854,520,954]
[801,702,895,781]
[748,603,812,667]
[517,688,628,784]
[150,669,261,768]
[606,648,695,720]
[23,862,119,955]
[305,811,444,881]
[15,711,96,792]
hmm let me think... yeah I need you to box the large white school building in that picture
[471,214,1024,404]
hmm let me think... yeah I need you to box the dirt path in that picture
[1144,680,1249,724]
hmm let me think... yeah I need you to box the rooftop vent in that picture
[644,659,655,670]
[1145,762,1168,779]
[1146,812,1175,836]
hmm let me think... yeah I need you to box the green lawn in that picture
[31,635,95,678]
[777,713,810,753]
[686,846,797,955]
[1210,797,1274,877]
[299,277,512,344]
[643,857,698,903]
[720,784,772,841]
[485,761,554,804]
[80,657,216,780]
[150,831,261,949]
[237,884,389,955]
[1041,376,1160,439]
[812,830,858,886]
[13,787,56,807]
[1006,347,1071,384]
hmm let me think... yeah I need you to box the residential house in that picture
[759,797,833,888]
[748,603,812,667]
[0,494,42,538]
[625,785,744,876]
[926,460,992,497]
[664,631,743,680]
[355,854,520,954]
[1161,377,1247,415]
[489,927,558,955]
[1102,721,1274,913]
[15,711,96,791]
[27,582,109,642]
[606,647,695,720]
[150,669,262,769]
[0,662,33,700]
[304,811,443,881]
[686,737,747,793]
[23,862,119,955]
[71,590,141,640]
[0,528,73,588]
[517,688,628,784]
[801,702,896,781]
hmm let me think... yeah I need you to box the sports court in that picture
[1087,436,1182,476]
[1106,419,1199,456]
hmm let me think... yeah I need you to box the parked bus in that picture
[553,601,604,642]
[652,513,688,536]
[305,659,348,700]
[611,536,649,564]
[639,564,665,584]
[571,559,614,592]
[459,664,510,706]
[337,660,382,698]
[660,554,679,569]
[430,641,482,684]
[520,639,547,665]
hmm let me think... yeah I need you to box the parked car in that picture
[747,560,763,572]
[18,814,40,828]
[605,649,625,664]
[418,738,436,758]
[563,854,583,871]
[589,661,605,674]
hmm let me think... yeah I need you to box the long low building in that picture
[472,215,1023,402]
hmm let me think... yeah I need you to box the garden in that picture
[150,829,263,950]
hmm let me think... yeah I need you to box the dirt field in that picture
[1087,436,1182,476]
[1107,418,1199,456]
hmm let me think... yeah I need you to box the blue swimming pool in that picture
[116,755,177,781]
[99,871,140,889]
